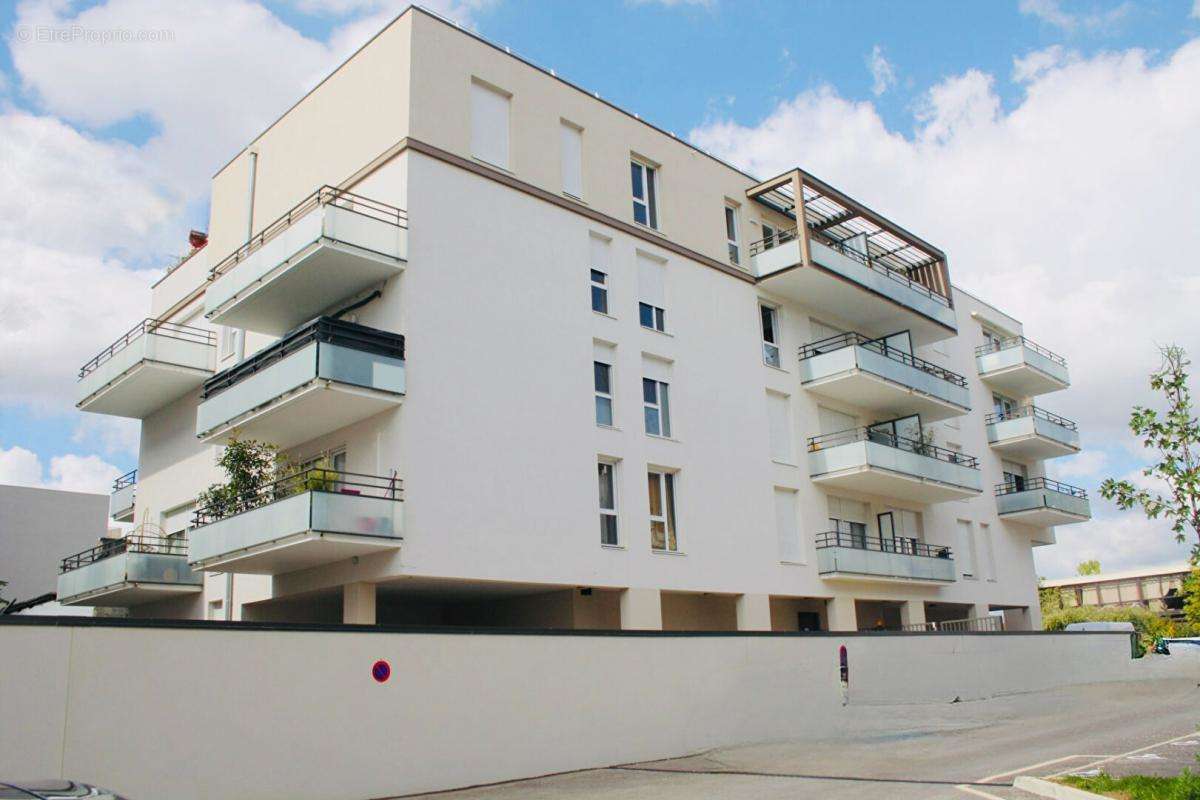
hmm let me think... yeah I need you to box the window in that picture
[207,599,224,621]
[766,391,792,462]
[630,159,658,229]
[594,361,613,426]
[643,379,671,437]
[725,204,740,264]
[591,270,608,314]
[598,461,618,545]
[637,252,667,332]
[218,326,243,361]
[981,327,1004,353]
[761,223,776,251]
[957,519,977,578]
[647,470,678,551]
[828,497,868,548]
[470,79,510,169]
[879,509,923,553]
[1002,460,1027,491]
[774,487,802,562]
[561,121,583,198]
[993,393,1017,418]
[760,304,780,367]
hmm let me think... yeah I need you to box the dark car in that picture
[0,782,129,799]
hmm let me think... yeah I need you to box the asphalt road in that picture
[395,674,1200,800]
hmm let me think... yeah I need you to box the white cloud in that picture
[1012,45,1072,82]
[1034,510,1195,579]
[72,416,140,458]
[867,45,896,97]
[0,446,120,494]
[690,39,1200,574]
[1050,450,1109,481]
[1018,0,1132,33]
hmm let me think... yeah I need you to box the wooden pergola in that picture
[746,168,952,303]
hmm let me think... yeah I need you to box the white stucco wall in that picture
[0,621,1176,800]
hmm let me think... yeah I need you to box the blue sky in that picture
[2,0,1198,577]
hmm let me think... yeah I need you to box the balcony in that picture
[798,333,969,422]
[195,317,405,448]
[986,406,1080,460]
[57,535,201,607]
[815,531,956,585]
[109,469,136,523]
[205,187,407,336]
[997,478,1091,527]
[77,320,216,418]
[188,469,403,574]
[976,337,1069,396]
[808,428,982,503]
[746,168,957,344]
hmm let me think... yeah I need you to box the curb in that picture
[1013,775,1108,799]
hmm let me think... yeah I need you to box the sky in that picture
[1,0,1198,579]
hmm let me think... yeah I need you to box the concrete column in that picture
[736,593,772,631]
[827,596,858,632]
[343,581,376,625]
[1002,607,1031,631]
[899,600,926,629]
[620,587,662,631]
[971,603,992,630]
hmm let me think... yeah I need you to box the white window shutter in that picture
[637,253,666,307]
[470,80,510,169]
[774,488,802,562]
[561,122,583,198]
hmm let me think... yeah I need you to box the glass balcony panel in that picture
[986,407,1080,460]
[814,531,956,584]
[57,537,201,606]
[976,337,1069,396]
[997,478,1091,527]
[808,429,982,503]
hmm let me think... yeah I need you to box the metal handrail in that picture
[995,477,1088,499]
[807,427,980,469]
[201,316,405,400]
[747,226,951,307]
[984,405,1077,430]
[901,615,1004,633]
[60,534,188,573]
[78,319,215,379]
[974,335,1066,366]
[798,332,967,387]
[192,468,404,528]
[814,530,953,560]
[208,185,408,281]
[112,469,137,491]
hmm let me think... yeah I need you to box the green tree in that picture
[1038,579,1065,617]
[1100,346,1200,562]
[1077,559,1102,576]
[196,435,284,521]
[1182,568,1200,626]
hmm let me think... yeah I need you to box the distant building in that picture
[0,484,109,610]
[1042,564,1194,619]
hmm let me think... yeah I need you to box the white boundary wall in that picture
[0,620,1185,800]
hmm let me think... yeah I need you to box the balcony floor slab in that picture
[1000,506,1090,527]
[989,433,1080,460]
[58,581,201,608]
[191,530,401,575]
[804,369,969,423]
[80,361,211,419]
[811,466,981,503]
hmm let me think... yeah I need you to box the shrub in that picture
[1042,604,1196,654]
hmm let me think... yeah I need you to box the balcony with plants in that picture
[187,438,403,575]
[204,186,408,336]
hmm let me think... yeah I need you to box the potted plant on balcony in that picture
[196,434,284,521]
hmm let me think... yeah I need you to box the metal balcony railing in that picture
[798,332,967,387]
[79,320,215,379]
[814,530,953,560]
[995,476,1088,498]
[192,468,404,528]
[60,534,188,574]
[808,427,980,470]
[750,226,951,307]
[113,468,137,492]
[208,185,408,282]
[974,336,1066,366]
[201,316,405,401]
[900,615,1005,632]
[984,405,1077,430]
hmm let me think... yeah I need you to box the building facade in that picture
[58,8,1091,631]
[1043,565,1193,619]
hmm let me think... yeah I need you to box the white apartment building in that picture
[55,7,1091,632]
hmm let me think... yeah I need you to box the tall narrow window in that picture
[561,121,583,198]
[637,253,667,332]
[631,159,658,229]
[591,270,608,314]
[470,79,511,169]
[594,361,613,426]
[957,519,977,578]
[647,470,678,552]
[828,497,867,549]
[760,304,780,367]
[643,379,671,437]
[725,204,740,264]
[761,223,776,251]
[598,461,618,546]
